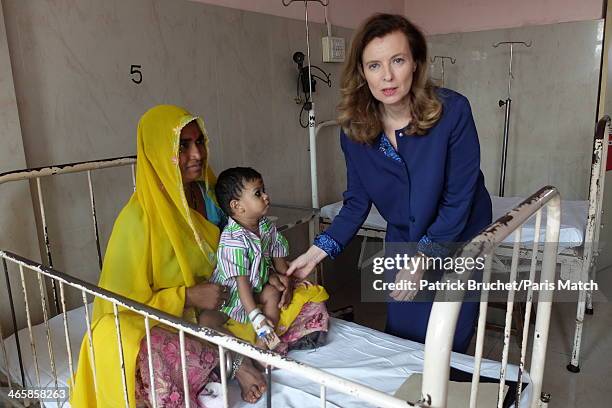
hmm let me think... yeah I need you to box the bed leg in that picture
[566,363,580,373]
[585,292,594,315]
[315,263,324,287]
[266,365,272,408]
[357,235,368,272]
[540,392,551,407]
[586,264,596,315]
[567,288,586,373]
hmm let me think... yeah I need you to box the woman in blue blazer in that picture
[287,13,492,353]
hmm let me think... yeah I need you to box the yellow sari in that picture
[71,105,328,407]
[71,105,220,407]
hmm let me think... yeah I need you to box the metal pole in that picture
[144,317,158,408]
[18,264,41,388]
[36,177,61,314]
[303,0,319,212]
[266,365,273,408]
[179,330,191,408]
[313,120,338,285]
[0,319,11,391]
[59,282,75,386]
[218,346,229,408]
[493,40,531,197]
[2,258,25,386]
[515,209,541,405]
[469,256,492,408]
[112,303,130,408]
[497,227,522,408]
[87,170,103,270]
[82,291,98,394]
[528,195,561,404]
[498,98,512,196]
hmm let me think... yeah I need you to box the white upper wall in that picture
[405,0,604,34]
[190,0,404,29]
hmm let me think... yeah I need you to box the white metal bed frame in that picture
[312,116,610,373]
[495,117,610,372]
[0,155,561,407]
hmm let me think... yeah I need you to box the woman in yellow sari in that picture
[71,105,329,407]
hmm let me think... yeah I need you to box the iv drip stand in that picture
[493,40,532,197]
[282,0,328,289]
[283,0,328,210]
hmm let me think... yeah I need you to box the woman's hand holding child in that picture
[186,282,229,310]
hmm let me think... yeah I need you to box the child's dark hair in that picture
[215,167,263,216]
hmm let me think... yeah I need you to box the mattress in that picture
[321,196,589,249]
[1,306,531,407]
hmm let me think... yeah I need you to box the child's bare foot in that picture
[234,358,267,403]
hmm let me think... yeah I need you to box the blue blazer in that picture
[324,89,492,256]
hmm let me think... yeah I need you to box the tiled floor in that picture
[326,257,612,407]
[538,266,612,407]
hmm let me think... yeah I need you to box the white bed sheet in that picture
[1,306,532,407]
[321,196,589,249]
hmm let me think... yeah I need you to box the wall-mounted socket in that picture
[322,36,345,63]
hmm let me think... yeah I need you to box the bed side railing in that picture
[422,186,561,408]
[0,249,416,408]
[586,116,610,269]
[0,155,137,315]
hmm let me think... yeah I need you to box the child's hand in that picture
[295,279,313,288]
[257,319,281,350]
[249,309,272,331]
[269,273,294,308]
[251,312,281,349]
[252,315,275,332]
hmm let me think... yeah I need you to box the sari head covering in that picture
[72,105,222,407]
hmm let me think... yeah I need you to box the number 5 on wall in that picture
[130,65,142,84]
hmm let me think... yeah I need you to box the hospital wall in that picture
[191,0,405,31]
[318,19,603,205]
[0,0,353,328]
[406,0,603,34]
[428,20,603,200]
[193,0,603,33]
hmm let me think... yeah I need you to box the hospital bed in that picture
[315,117,610,373]
[0,306,535,408]
[0,149,564,407]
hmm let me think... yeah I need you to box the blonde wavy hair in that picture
[338,14,442,144]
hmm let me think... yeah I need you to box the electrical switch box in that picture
[322,36,345,63]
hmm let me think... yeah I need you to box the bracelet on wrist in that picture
[230,353,244,380]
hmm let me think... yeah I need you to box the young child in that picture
[200,167,289,349]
